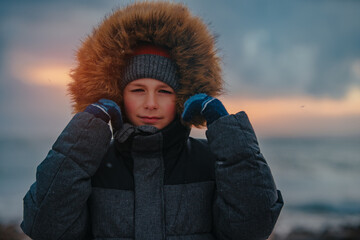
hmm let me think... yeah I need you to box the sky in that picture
[0,0,360,138]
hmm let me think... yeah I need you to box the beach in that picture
[0,222,29,240]
[1,222,360,240]
[272,224,360,240]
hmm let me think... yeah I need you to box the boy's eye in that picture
[130,89,144,92]
[159,89,173,94]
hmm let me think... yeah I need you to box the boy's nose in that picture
[144,93,158,110]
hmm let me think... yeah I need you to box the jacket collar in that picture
[160,118,191,151]
[114,118,190,152]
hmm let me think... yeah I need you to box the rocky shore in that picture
[271,224,360,240]
[1,222,360,240]
[0,223,29,240]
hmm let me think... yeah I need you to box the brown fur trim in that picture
[68,1,223,127]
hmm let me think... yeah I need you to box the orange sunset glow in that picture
[222,87,360,118]
[8,50,72,87]
[219,88,360,137]
[26,65,72,86]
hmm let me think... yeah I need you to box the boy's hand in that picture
[181,93,228,126]
[84,99,123,132]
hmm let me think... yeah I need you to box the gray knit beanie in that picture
[122,45,179,90]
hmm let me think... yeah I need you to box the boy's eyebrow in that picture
[128,82,172,89]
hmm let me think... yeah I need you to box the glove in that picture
[84,99,123,132]
[181,93,228,126]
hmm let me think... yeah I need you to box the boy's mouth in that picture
[139,116,162,124]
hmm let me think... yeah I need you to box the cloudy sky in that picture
[1,0,360,138]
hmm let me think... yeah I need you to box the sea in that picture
[1,133,360,237]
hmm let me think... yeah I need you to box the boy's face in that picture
[123,78,177,129]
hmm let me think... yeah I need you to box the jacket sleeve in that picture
[206,111,283,240]
[21,112,112,240]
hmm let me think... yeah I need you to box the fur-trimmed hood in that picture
[68,1,223,127]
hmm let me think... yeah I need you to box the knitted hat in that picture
[122,44,179,90]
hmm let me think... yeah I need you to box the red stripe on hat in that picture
[133,45,171,58]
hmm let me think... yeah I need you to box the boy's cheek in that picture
[165,103,177,116]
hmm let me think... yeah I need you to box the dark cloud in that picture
[174,1,360,106]
[181,0,360,98]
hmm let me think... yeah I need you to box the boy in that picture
[21,2,283,240]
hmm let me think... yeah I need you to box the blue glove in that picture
[84,99,123,132]
[182,93,228,126]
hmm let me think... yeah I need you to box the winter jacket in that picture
[21,111,283,240]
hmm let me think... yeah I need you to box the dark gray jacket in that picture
[21,111,283,240]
